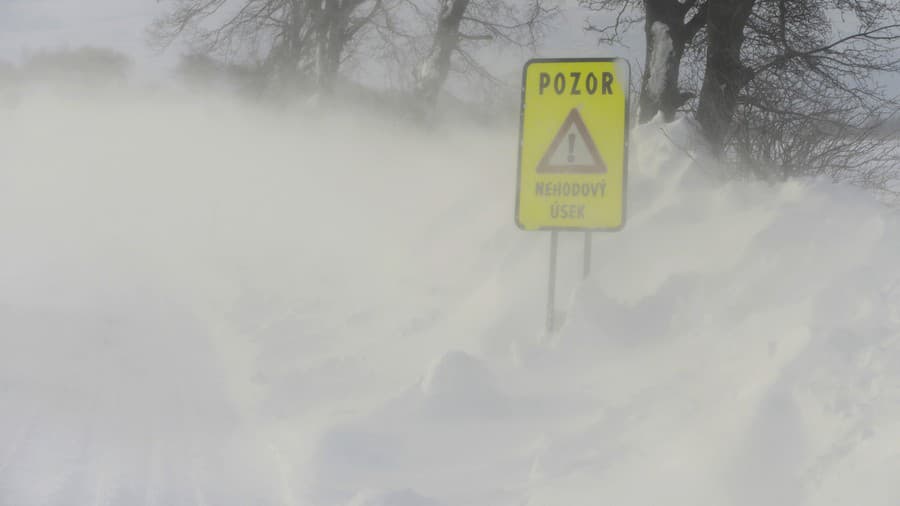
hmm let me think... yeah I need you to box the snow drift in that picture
[2,89,900,506]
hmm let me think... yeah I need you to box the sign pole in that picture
[546,230,559,334]
[583,232,592,279]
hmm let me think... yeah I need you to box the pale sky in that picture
[0,0,174,78]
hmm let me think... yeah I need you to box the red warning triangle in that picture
[536,108,607,174]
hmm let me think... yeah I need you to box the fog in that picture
[4,82,900,506]
[0,86,552,505]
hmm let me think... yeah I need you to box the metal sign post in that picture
[546,231,593,333]
[583,232,592,279]
[546,230,559,334]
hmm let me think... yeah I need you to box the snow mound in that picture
[421,352,493,396]
[346,489,442,506]
[2,92,900,506]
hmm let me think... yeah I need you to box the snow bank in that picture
[2,90,899,506]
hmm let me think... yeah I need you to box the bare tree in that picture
[409,0,555,113]
[585,0,900,195]
[20,47,132,86]
[174,52,269,93]
[582,0,707,122]
[712,0,900,191]
[151,0,384,94]
[413,0,470,106]
[730,80,900,193]
[674,0,900,156]
[310,0,384,91]
[693,0,755,151]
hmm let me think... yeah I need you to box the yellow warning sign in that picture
[516,58,629,230]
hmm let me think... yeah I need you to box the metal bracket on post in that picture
[546,230,559,334]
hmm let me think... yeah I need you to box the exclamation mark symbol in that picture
[567,133,576,163]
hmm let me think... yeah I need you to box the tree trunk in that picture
[276,0,305,78]
[314,0,338,93]
[311,0,356,94]
[414,0,471,108]
[695,0,756,153]
[639,0,690,123]
[325,2,349,91]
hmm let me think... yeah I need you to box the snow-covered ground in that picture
[2,90,900,506]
